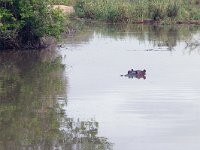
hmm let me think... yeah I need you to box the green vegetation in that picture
[74,0,200,23]
[49,0,75,5]
[1,0,200,50]
[0,0,68,50]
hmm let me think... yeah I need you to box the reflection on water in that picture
[60,118,112,150]
[65,23,200,52]
[62,23,200,150]
[184,33,200,54]
[1,23,200,150]
[0,48,112,150]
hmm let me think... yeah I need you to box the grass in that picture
[49,0,75,5]
[74,0,200,23]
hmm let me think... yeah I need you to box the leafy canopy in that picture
[0,0,65,49]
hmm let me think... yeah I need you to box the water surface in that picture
[61,24,200,150]
[1,24,200,150]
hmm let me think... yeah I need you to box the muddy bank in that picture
[176,20,200,25]
[133,19,200,25]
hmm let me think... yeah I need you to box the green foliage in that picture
[74,0,200,23]
[167,3,179,19]
[0,0,67,50]
[49,0,74,5]
[189,8,200,20]
[148,0,167,21]
[74,0,134,22]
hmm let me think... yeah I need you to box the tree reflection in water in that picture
[60,118,112,150]
[0,48,112,150]
[68,22,200,52]
[184,33,200,54]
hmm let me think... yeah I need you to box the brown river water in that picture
[1,24,200,150]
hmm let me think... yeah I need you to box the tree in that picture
[0,0,65,50]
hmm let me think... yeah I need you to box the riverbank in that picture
[1,0,200,51]
[132,19,200,25]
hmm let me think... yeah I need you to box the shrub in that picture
[167,3,179,19]
[148,0,166,21]
[74,0,86,17]
[189,8,200,20]
[74,0,200,23]
[49,0,74,5]
[0,0,66,50]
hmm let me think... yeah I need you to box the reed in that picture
[74,0,200,23]
[49,0,74,5]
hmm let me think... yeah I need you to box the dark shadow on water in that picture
[0,49,112,150]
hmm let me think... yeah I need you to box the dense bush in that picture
[0,0,66,50]
[74,0,200,23]
[49,0,75,5]
[75,0,136,22]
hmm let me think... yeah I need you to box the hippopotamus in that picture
[121,69,146,79]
